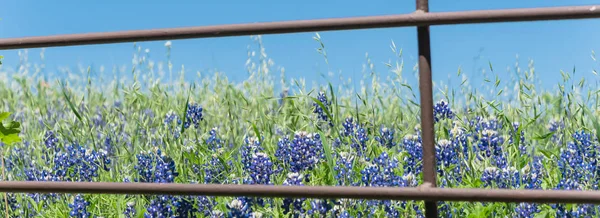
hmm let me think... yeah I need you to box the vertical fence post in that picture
[416,0,438,217]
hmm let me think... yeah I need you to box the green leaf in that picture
[58,81,83,123]
[0,112,10,121]
[250,122,262,145]
[533,132,554,140]
[534,211,549,218]
[311,97,334,125]
[0,112,21,145]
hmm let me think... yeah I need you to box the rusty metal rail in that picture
[1,181,600,204]
[1,2,600,218]
[0,5,599,50]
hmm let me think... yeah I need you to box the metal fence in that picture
[0,1,600,217]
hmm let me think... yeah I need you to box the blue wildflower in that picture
[184,103,204,129]
[241,136,264,171]
[145,196,175,218]
[246,152,274,185]
[436,139,463,187]
[123,201,136,218]
[282,173,306,216]
[173,196,195,217]
[334,152,357,186]
[197,196,217,217]
[227,198,252,218]
[307,199,333,216]
[69,194,90,218]
[402,134,423,175]
[134,149,178,183]
[313,91,333,127]
[375,126,396,149]
[275,131,325,173]
[44,131,59,151]
[338,117,369,156]
[433,99,454,122]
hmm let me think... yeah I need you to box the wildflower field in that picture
[0,37,599,218]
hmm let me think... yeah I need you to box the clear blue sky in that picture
[1,0,600,94]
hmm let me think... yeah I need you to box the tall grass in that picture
[0,34,598,217]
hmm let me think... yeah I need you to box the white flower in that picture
[164,41,172,47]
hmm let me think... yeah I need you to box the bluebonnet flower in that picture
[547,118,565,143]
[227,198,252,217]
[402,134,423,175]
[474,123,507,168]
[275,131,325,173]
[433,99,454,122]
[246,152,274,185]
[145,195,175,218]
[481,167,501,188]
[164,111,182,138]
[307,199,333,217]
[123,201,136,218]
[341,117,355,137]
[282,173,306,216]
[375,126,396,148]
[436,139,463,187]
[210,210,225,218]
[352,126,369,156]
[334,152,357,186]
[52,144,111,182]
[0,194,20,217]
[361,152,400,187]
[241,136,264,171]
[313,91,333,127]
[400,172,419,187]
[508,122,527,153]
[44,131,59,151]
[449,123,469,165]
[553,130,599,217]
[173,196,195,217]
[134,149,178,183]
[203,155,228,184]
[103,136,115,157]
[206,127,223,151]
[360,152,404,216]
[521,156,543,190]
[338,117,369,156]
[480,166,519,189]
[515,202,540,218]
[184,103,204,129]
[557,131,596,186]
[69,194,90,218]
[197,196,217,217]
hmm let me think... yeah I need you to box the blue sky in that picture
[1,0,600,94]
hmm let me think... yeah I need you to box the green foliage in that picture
[0,112,21,145]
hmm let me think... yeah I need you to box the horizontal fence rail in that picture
[1,181,600,204]
[0,5,598,50]
[2,2,600,218]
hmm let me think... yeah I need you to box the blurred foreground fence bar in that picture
[3,181,600,204]
[415,0,438,217]
[2,2,600,218]
[0,5,599,50]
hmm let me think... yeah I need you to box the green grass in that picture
[0,36,598,217]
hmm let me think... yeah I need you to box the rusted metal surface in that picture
[0,5,600,50]
[0,181,600,204]
[415,0,438,217]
